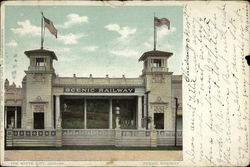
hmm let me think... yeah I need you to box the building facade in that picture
[5,49,182,147]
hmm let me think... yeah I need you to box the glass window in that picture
[87,99,109,129]
[113,98,137,129]
[36,58,46,66]
[62,98,84,129]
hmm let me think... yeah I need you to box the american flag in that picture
[154,17,170,29]
[43,16,57,38]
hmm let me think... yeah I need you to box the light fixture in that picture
[115,107,120,115]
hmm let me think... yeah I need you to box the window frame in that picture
[35,58,46,67]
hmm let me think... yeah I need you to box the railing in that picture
[157,130,182,137]
[6,128,183,147]
[121,129,151,137]
[151,67,167,72]
[28,66,47,71]
[62,129,115,136]
[6,129,57,147]
[7,129,56,137]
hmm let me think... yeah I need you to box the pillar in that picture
[14,109,17,128]
[143,95,147,128]
[109,98,113,129]
[52,96,55,129]
[55,95,61,128]
[4,107,7,128]
[84,98,87,129]
[137,96,142,129]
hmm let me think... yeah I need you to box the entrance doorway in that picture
[154,113,164,129]
[34,113,44,129]
[6,106,21,128]
[7,111,15,128]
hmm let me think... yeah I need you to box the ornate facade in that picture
[5,49,182,147]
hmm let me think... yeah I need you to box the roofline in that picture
[138,50,173,62]
[24,49,58,60]
[55,77,142,80]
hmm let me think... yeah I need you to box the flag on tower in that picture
[43,16,57,38]
[154,17,170,29]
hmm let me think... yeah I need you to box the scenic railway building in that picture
[5,48,182,147]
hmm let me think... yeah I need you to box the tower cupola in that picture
[24,49,57,73]
[139,50,173,75]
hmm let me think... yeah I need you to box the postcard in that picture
[0,1,249,166]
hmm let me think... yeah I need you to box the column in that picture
[143,95,147,129]
[84,98,87,129]
[56,95,60,128]
[4,107,7,128]
[14,108,17,128]
[52,96,55,129]
[109,98,113,129]
[137,96,142,129]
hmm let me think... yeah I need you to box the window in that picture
[87,99,109,129]
[152,59,162,67]
[144,60,148,68]
[62,98,85,129]
[36,58,46,67]
[113,98,137,129]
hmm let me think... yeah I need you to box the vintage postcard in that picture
[0,1,249,166]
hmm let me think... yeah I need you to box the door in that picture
[34,113,44,129]
[154,113,164,129]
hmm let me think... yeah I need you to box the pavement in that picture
[5,150,182,161]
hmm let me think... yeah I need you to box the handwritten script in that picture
[183,2,249,166]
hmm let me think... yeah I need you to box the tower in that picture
[139,50,174,130]
[22,49,57,129]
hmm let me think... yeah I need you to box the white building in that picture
[5,48,182,147]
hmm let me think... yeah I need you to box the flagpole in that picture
[41,12,44,50]
[154,13,156,51]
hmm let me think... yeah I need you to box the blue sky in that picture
[4,5,183,86]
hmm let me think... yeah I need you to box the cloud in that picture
[57,13,88,28]
[110,49,139,57]
[11,20,40,37]
[142,26,176,50]
[105,24,136,39]
[157,26,176,40]
[49,47,71,53]
[144,42,151,48]
[159,41,174,50]
[57,33,86,44]
[6,40,18,47]
[82,46,98,52]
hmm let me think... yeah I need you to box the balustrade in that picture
[6,128,182,147]
[62,129,115,136]
[121,130,151,137]
[8,129,56,137]
[156,130,182,137]
[28,66,47,71]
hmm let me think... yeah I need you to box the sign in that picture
[64,87,135,93]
